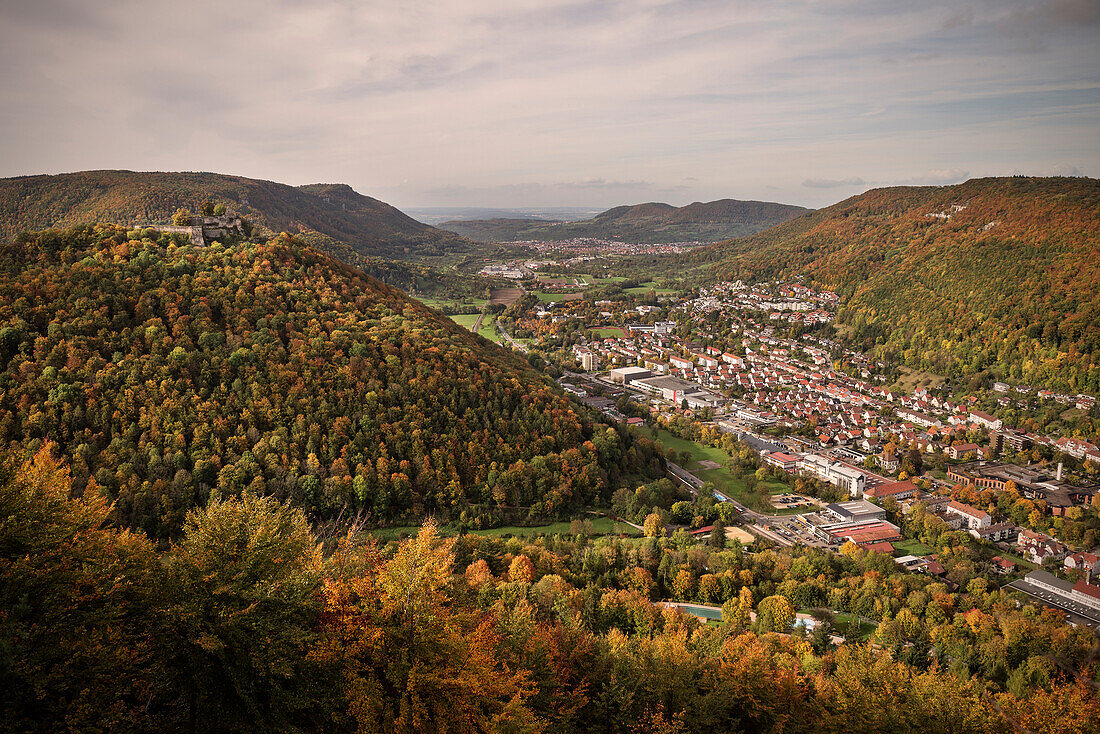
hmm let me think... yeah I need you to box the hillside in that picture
[439,197,810,243]
[688,176,1100,393]
[0,170,477,264]
[0,225,659,537]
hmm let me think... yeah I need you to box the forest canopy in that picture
[0,225,661,537]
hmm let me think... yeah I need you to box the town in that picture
[476,268,1100,628]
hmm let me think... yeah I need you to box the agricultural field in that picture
[417,296,487,312]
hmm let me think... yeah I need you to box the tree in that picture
[315,522,540,733]
[213,202,228,216]
[165,492,326,732]
[643,512,665,538]
[200,201,216,217]
[509,554,536,584]
[0,447,164,732]
[709,519,727,549]
[172,207,193,226]
[756,595,795,633]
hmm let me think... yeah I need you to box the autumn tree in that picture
[756,595,794,633]
[0,447,164,731]
[316,522,541,733]
[644,512,665,538]
[164,492,327,732]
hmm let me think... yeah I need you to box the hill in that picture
[0,170,481,265]
[687,176,1100,393]
[439,197,810,243]
[0,225,660,537]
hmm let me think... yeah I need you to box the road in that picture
[665,460,797,546]
[496,319,528,353]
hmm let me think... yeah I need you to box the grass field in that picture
[477,315,502,343]
[449,313,481,329]
[587,327,629,338]
[892,539,933,556]
[828,612,877,640]
[471,516,639,538]
[624,286,678,296]
[418,296,487,312]
[366,516,639,543]
[534,291,579,302]
[891,365,946,393]
[652,428,800,514]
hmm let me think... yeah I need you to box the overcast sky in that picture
[1,0,1097,209]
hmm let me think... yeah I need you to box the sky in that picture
[1,0,1097,210]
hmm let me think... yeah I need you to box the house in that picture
[827,520,902,549]
[1017,529,1070,564]
[763,451,801,472]
[947,443,982,460]
[969,411,1003,430]
[1065,551,1100,575]
[609,366,652,385]
[825,500,886,524]
[991,556,1016,575]
[969,522,1018,543]
[945,501,991,530]
[799,455,867,497]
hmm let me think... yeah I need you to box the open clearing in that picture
[489,287,523,306]
[891,365,946,393]
[449,313,480,329]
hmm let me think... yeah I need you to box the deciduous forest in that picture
[0,225,661,538]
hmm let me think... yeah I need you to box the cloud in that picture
[803,177,868,188]
[0,0,1096,209]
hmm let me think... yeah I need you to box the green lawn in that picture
[825,612,878,640]
[587,327,629,338]
[419,296,487,311]
[449,313,480,329]
[471,516,640,538]
[477,315,502,343]
[625,286,678,296]
[534,291,577,302]
[653,428,804,514]
[892,539,933,556]
[365,516,639,543]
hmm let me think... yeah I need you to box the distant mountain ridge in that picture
[0,170,470,263]
[682,176,1100,393]
[439,197,810,243]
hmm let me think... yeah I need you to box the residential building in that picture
[969,522,1018,543]
[945,500,991,530]
[1065,552,1100,575]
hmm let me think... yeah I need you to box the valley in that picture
[2,174,1098,734]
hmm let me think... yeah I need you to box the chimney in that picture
[1056,462,1063,481]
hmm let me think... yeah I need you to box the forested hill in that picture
[439,197,809,243]
[0,170,471,263]
[687,176,1100,394]
[0,225,660,538]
